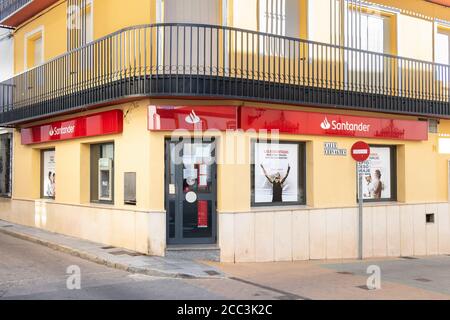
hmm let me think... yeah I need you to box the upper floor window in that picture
[164,0,220,24]
[345,10,391,54]
[259,0,286,36]
[436,29,449,64]
[25,27,44,69]
[258,0,299,55]
[435,27,449,81]
[344,8,392,73]
[67,0,94,50]
[258,0,299,36]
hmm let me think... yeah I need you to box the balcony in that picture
[0,0,57,27]
[0,23,449,125]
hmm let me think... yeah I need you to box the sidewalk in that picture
[0,220,225,280]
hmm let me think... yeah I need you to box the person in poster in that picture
[260,164,291,203]
[364,175,373,199]
[45,171,55,198]
[361,147,390,200]
[372,170,383,199]
[254,142,299,204]
[42,150,56,198]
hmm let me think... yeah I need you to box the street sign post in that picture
[351,141,371,260]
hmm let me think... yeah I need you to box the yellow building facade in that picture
[0,0,449,262]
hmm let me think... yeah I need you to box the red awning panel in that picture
[1,0,58,27]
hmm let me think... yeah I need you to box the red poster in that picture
[198,200,208,228]
[21,110,123,145]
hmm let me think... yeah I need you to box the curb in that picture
[0,227,216,280]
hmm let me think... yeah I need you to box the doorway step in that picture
[166,244,220,262]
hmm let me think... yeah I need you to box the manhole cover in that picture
[2,225,13,228]
[109,250,141,257]
[356,285,371,291]
[401,256,418,260]
[415,278,432,283]
[109,250,129,256]
[101,246,116,250]
[337,271,354,275]
[204,270,220,276]
[127,252,142,257]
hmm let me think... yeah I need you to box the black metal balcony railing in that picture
[0,0,31,22]
[0,23,449,125]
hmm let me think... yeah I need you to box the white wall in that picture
[220,202,450,262]
[0,28,14,82]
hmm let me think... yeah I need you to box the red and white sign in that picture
[351,141,371,162]
[198,200,208,228]
[21,110,123,145]
[148,105,238,131]
[240,107,428,141]
[147,105,428,141]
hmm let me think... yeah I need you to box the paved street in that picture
[0,232,284,300]
[1,232,450,300]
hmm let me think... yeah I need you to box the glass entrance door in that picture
[165,138,217,245]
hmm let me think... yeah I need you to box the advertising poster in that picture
[43,150,56,198]
[254,142,299,204]
[198,200,208,228]
[360,147,391,200]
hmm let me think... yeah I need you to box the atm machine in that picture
[98,158,113,201]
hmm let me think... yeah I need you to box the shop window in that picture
[360,145,397,202]
[0,133,12,197]
[251,140,306,206]
[90,143,114,204]
[41,149,56,199]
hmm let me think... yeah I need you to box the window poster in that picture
[43,150,56,198]
[360,147,392,200]
[254,142,299,204]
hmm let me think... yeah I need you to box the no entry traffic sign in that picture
[351,141,371,162]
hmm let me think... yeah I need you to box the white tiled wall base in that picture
[219,203,450,263]
[0,199,166,256]
[1,198,449,262]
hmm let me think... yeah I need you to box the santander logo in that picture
[320,117,331,130]
[48,124,75,137]
[185,110,201,125]
[320,117,371,133]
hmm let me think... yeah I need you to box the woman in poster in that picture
[260,164,291,203]
[45,171,55,198]
[372,170,383,199]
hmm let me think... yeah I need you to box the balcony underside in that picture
[1,74,448,125]
[0,0,58,27]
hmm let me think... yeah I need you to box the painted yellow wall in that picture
[13,100,154,211]
[397,14,433,61]
[93,0,155,39]
[371,0,450,22]
[12,99,450,216]
[13,1,67,73]
[12,0,157,74]
[8,0,449,85]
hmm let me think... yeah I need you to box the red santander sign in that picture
[351,141,371,162]
[148,105,238,131]
[21,110,123,145]
[241,107,428,141]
